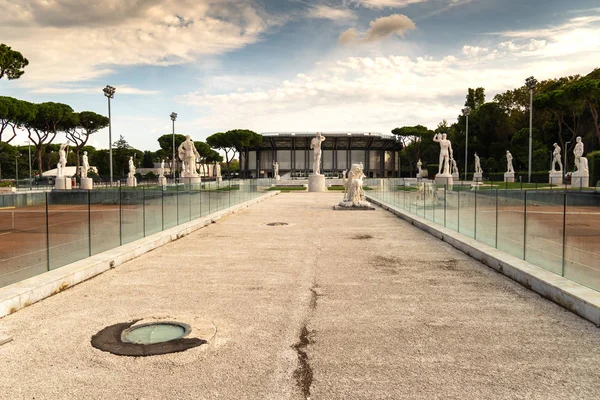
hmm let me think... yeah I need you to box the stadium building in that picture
[239,132,402,179]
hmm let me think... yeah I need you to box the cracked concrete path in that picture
[1,192,600,399]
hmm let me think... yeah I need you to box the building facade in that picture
[239,132,401,179]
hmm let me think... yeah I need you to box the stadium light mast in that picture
[462,106,471,181]
[103,85,116,184]
[525,76,538,183]
[170,112,178,179]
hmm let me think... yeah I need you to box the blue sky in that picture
[1,0,599,151]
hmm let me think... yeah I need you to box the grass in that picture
[268,186,307,191]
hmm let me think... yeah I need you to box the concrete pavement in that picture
[1,192,600,399]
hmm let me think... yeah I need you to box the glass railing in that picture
[0,179,270,288]
[366,179,600,292]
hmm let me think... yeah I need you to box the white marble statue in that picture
[273,161,279,177]
[310,132,326,175]
[215,163,221,178]
[81,151,89,178]
[159,159,165,177]
[574,136,589,173]
[178,135,201,178]
[57,142,69,177]
[474,152,483,174]
[339,163,372,209]
[551,143,563,172]
[416,159,423,176]
[451,158,459,175]
[128,156,136,178]
[506,151,514,173]
[433,133,453,176]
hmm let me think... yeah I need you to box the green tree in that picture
[112,135,142,176]
[0,44,29,80]
[157,133,186,175]
[142,151,155,168]
[207,129,262,172]
[392,125,435,176]
[568,71,600,146]
[65,111,109,176]
[465,87,486,110]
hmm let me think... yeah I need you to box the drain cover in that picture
[121,322,191,345]
[266,222,288,226]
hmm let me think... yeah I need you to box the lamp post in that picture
[462,106,471,181]
[525,76,538,183]
[15,154,20,184]
[26,140,32,180]
[170,112,178,179]
[103,85,116,185]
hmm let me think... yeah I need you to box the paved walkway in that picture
[1,192,600,399]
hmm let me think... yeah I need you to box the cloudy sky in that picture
[1,0,600,151]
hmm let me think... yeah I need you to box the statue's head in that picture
[474,152,478,156]
[442,133,447,139]
[129,156,133,160]
[576,136,582,142]
[83,151,87,155]
[553,143,558,147]
[186,135,191,140]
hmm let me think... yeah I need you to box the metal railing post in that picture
[88,190,92,256]
[119,184,123,246]
[45,192,50,271]
[562,193,567,277]
[523,190,527,260]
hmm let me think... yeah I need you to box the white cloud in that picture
[339,14,416,44]
[344,0,428,9]
[307,5,357,21]
[29,85,160,95]
[0,0,273,84]
[179,13,600,135]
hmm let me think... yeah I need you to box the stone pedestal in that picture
[127,177,137,187]
[81,177,93,190]
[183,176,201,187]
[54,177,71,190]
[435,174,453,189]
[158,176,167,186]
[308,174,326,192]
[473,172,483,182]
[275,175,280,181]
[504,172,515,183]
[549,171,562,185]
[572,173,589,189]
[452,172,459,180]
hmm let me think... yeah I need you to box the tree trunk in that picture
[76,148,81,178]
[37,146,44,177]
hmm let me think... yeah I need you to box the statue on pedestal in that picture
[215,163,221,177]
[82,151,89,178]
[416,159,423,177]
[57,142,69,177]
[451,158,459,175]
[474,152,483,174]
[551,143,562,172]
[433,133,453,176]
[178,135,200,178]
[128,156,136,178]
[159,159,165,177]
[506,151,514,173]
[273,161,279,177]
[310,132,326,175]
[337,163,373,209]
[574,136,589,173]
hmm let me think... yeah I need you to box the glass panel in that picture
[351,150,365,165]
[564,192,600,290]
[276,150,291,170]
[201,184,210,216]
[369,150,380,170]
[190,186,202,220]
[445,188,459,232]
[337,150,347,170]
[385,151,394,170]
[0,193,48,287]
[177,184,191,224]
[90,190,120,256]
[163,187,178,229]
[144,187,163,236]
[121,188,144,244]
[524,191,563,275]
[496,191,525,259]
[459,190,475,239]
[260,151,273,171]
[475,188,496,248]
[294,150,306,170]
[323,150,333,170]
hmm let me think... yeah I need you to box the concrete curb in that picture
[0,191,278,319]
[367,195,600,326]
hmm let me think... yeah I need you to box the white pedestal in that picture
[158,176,167,186]
[473,172,483,182]
[275,175,280,181]
[308,174,327,192]
[183,177,202,187]
[572,173,589,189]
[127,177,137,187]
[435,174,453,189]
[504,172,515,183]
[549,171,562,185]
[81,177,93,190]
[54,177,71,190]
[452,172,459,180]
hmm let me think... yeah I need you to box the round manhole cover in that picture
[266,222,289,226]
[121,322,191,345]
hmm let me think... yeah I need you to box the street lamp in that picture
[462,106,471,181]
[170,112,178,179]
[103,85,116,185]
[525,76,538,183]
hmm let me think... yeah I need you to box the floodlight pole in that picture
[170,112,178,180]
[103,85,116,185]
[525,76,537,184]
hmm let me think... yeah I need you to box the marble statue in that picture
[451,158,459,175]
[81,151,89,178]
[337,163,373,209]
[310,132,326,175]
[433,133,453,176]
[57,142,69,177]
[551,143,563,172]
[273,161,279,177]
[128,156,136,178]
[159,159,165,177]
[416,159,423,176]
[474,152,482,174]
[506,151,514,173]
[178,135,201,178]
[215,163,221,177]
[574,136,589,173]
